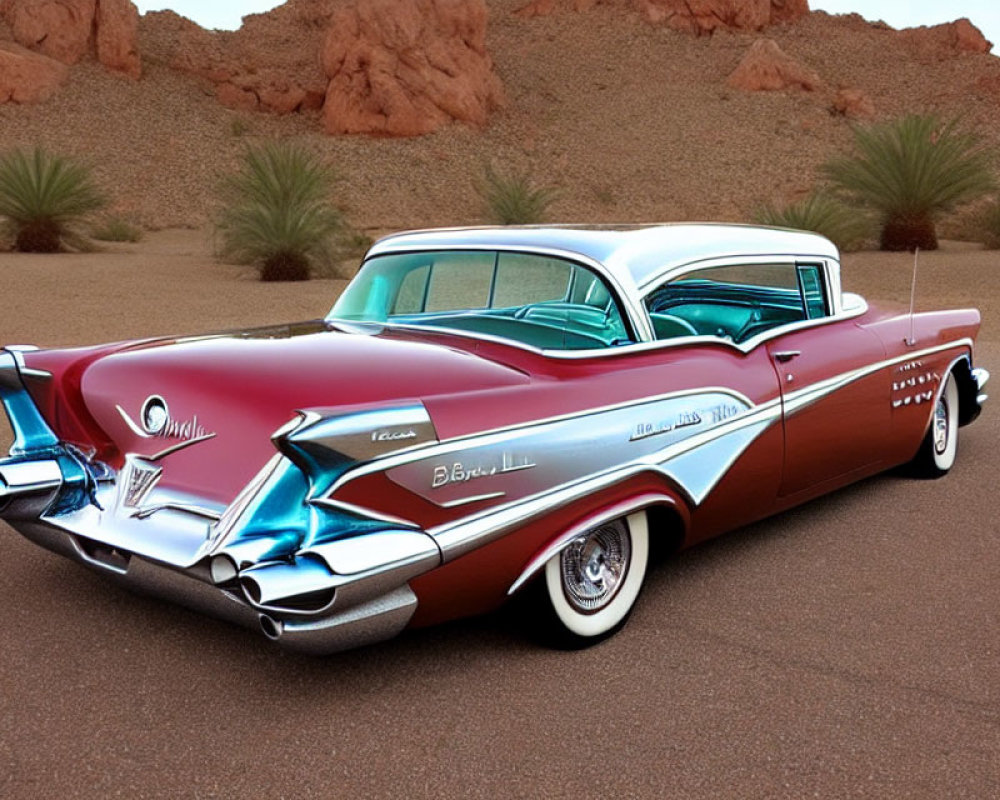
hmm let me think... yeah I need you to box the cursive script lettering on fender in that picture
[431,452,536,489]
[158,414,209,440]
[371,429,417,442]
[630,411,702,442]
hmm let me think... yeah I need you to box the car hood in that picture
[23,322,530,503]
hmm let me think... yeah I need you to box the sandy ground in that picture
[0,233,997,798]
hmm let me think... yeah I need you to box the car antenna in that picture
[905,247,918,346]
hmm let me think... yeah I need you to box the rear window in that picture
[330,250,635,351]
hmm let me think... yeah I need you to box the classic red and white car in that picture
[0,224,989,652]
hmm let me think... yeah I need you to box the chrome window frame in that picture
[328,240,865,361]
[328,244,653,345]
[636,255,849,352]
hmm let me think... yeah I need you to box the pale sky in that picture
[133,1,1000,51]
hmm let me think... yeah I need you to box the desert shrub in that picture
[753,192,871,252]
[91,215,143,243]
[0,147,106,252]
[823,114,995,251]
[216,140,343,281]
[478,164,559,225]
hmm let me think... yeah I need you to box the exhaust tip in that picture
[259,614,282,641]
[210,555,238,584]
[240,576,263,605]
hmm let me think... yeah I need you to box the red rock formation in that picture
[321,0,504,136]
[726,38,821,91]
[515,0,809,33]
[96,0,140,78]
[145,6,328,116]
[900,18,992,62]
[1,0,140,78]
[1,0,96,64]
[0,40,69,102]
[831,87,874,119]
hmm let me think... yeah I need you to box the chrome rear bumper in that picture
[9,516,420,655]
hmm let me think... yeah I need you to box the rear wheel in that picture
[532,512,649,649]
[909,372,959,478]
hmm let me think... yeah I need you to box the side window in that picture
[644,263,808,344]
[797,264,828,319]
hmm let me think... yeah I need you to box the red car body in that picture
[0,224,988,652]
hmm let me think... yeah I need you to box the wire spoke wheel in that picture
[536,511,650,648]
[560,521,631,614]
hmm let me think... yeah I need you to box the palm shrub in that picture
[753,192,870,252]
[478,164,559,225]
[0,147,106,252]
[217,140,343,281]
[823,114,995,251]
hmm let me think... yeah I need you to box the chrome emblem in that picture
[431,453,536,489]
[141,396,169,434]
[371,429,417,443]
[120,457,162,509]
[116,399,217,458]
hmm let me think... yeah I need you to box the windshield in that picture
[329,250,634,351]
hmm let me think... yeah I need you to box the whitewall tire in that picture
[910,372,959,478]
[536,511,649,648]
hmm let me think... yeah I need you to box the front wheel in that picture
[532,512,649,649]
[909,372,959,478]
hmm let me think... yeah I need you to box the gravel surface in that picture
[0,232,997,798]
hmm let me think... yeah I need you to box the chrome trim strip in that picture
[131,503,222,521]
[17,368,52,380]
[325,341,972,513]
[782,339,973,418]
[439,491,506,509]
[147,434,217,462]
[116,404,152,438]
[422,339,974,562]
[325,386,758,497]
[429,400,782,561]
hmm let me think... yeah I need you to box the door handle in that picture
[773,350,801,363]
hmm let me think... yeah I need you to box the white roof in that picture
[367,223,841,294]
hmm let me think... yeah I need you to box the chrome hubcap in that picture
[561,520,630,614]
[933,396,949,455]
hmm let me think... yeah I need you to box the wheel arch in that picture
[950,355,982,427]
[506,490,689,597]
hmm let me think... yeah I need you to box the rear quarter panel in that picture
[864,306,980,464]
